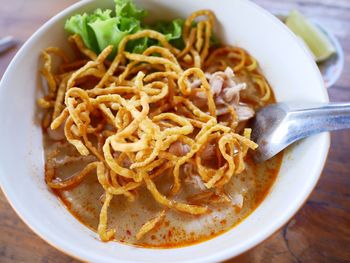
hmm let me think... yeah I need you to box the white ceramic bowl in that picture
[0,0,330,262]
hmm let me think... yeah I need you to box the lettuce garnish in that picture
[65,0,216,58]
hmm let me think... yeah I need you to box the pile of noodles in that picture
[38,10,271,241]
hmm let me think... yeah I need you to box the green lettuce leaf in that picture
[89,17,141,56]
[65,0,146,56]
[64,10,107,53]
[115,0,147,20]
[64,0,220,59]
[127,37,148,54]
[148,19,185,49]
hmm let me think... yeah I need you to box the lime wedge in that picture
[286,10,336,62]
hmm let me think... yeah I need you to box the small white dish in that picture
[0,0,330,262]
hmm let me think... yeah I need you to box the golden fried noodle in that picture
[38,10,271,242]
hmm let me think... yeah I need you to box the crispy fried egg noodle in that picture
[38,10,270,242]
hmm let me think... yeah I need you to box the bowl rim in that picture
[0,0,330,262]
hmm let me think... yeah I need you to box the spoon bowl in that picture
[252,102,350,162]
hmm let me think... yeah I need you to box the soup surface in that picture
[46,145,282,247]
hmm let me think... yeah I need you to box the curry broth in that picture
[45,134,282,248]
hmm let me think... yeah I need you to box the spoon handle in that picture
[0,36,16,54]
[289,102,350,139]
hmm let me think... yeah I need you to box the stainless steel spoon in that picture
[0,36,16,54]
[251,102,350,162]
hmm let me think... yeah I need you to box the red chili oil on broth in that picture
[46,138,282,248]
